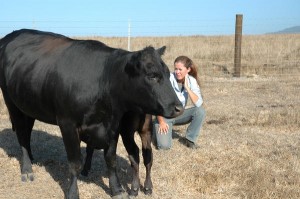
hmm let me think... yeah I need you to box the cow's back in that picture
[0,29,114,124]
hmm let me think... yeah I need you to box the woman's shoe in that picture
[184,138,199,149]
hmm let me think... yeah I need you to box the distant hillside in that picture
[268,26,300,34]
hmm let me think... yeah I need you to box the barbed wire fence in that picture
[0,17,299,79]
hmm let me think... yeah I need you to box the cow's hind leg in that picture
[15,116,35,182]
[3,95,35,181]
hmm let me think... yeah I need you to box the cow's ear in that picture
[125,53,141,77]
[157,46,166,56]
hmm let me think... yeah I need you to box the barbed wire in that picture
[0,17,299,37]
[0,19,299,78]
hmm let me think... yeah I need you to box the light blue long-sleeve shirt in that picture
[169,72,203,108]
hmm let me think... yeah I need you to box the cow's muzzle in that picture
[164,105,184,119]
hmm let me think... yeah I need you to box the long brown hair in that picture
[174,56,200,86]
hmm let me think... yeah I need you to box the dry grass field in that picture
[0,34,299,199]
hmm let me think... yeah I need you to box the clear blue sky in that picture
[1,0,299,37]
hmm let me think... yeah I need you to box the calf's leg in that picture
[139,114,153,195]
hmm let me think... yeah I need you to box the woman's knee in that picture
[157,142,172,150]
[194,106,206,118]
[155,133,172,150]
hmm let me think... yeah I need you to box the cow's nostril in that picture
[175,105,184,115]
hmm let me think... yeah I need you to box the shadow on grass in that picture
[0,128,132,197]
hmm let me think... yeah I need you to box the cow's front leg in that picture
[81,145,94,176]
[121,132,140,197]
[58,119,82,199]
[104,135,128,199]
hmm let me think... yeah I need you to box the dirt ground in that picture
[0,76,299,199]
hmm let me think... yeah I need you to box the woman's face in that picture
[174,61,190,83]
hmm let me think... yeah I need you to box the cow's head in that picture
[121,46,183,118]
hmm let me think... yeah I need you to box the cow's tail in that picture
[0,35,6,88]
[0,34,16,131]
[0,30,22,88]
[0,42,4,89]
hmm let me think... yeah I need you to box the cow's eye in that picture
[147,74,159,83]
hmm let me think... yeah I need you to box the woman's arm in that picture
[184,75,200,106]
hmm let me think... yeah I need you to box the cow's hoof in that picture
[111,192,130,199]
[143,187,152,195]
[21,173,34,182]
[129,188,139,197]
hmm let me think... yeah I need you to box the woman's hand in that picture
[184,74,199,105]
[158,119,169,134]
[184,75,190,90]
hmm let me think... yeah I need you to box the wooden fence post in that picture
[234,14,243,77]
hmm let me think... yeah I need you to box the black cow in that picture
[81,112,153,197]
[0,29,183,199]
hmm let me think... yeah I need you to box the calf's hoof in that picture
[143,187,152,195]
